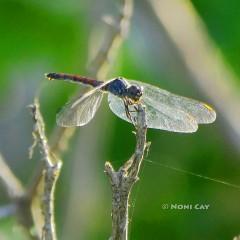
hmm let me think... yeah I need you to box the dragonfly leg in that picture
[123,99,131,119]
[123,98,141,127]
[123,99,136,125]
[134,105,138,111]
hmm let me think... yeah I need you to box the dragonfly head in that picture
[127,84,143,103]
[45,72,57,80]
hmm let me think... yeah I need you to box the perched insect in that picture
[46,73,216,133]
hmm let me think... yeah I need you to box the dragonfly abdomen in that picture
[46,73,103,87]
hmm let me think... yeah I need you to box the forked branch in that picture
[29,99,62,240]
[105,104,148,240]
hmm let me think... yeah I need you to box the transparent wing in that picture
[108,93,198,133]
[57,90,103,127]
[130,80,216,124]
[56,79,115,127]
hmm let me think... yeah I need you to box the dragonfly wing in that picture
[56,78,116,127]
[108,93,132,124]
[57,90,103,127]
[142,96,198,132]
[108,93,198,132]
[130,80,216,124]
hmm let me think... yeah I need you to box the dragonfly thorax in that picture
[106,77,143,103]
[105,77,128,96]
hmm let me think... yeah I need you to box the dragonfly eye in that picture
[127,85,143,101]
[45,72,57,80]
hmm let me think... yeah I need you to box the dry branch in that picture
[29,99,62,240]
[105,104,147,240]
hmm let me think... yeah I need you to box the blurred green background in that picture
[0,0,240,239]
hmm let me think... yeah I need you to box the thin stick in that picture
[105,104,147,240]
[29,99,62,240]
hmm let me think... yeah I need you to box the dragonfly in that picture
[46,73,216,133]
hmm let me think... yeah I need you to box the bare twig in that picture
[105,104,147,240]
[29,99,62,240]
